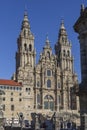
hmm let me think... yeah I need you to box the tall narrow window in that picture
[62,37,64,42]
[3,97,5,101]
[24,43,27,51]
[70,87,77,110]
[37,81,40,87]
[47,79,51,88]
[58,82,61,88]
[24,30,26,37]
[19,98,22,102]
[11,98,13,101]
[37,94,40,103]
[19,93,22,96]
[47,70,51,76]
[67,50,70,57]
[63,50,66,57]
[11,105,14,111]
[29,44,32,51]
[3,105,5,111]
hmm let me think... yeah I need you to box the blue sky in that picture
[0,0,86,82]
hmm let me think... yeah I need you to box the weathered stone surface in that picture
[0,10,80,128]
[74,4,87,130]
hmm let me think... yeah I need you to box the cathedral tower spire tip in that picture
[45,34,50,46]
[21,9,30,31]
[58,20,67,42]
[60,19,65,30]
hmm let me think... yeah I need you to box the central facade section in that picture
[13,11,79,119]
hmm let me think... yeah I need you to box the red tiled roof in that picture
[0,79,22,86]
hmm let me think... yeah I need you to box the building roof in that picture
[0,79,22,86]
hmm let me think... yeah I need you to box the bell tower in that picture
[16,11,36,82]
[55,20,73,72]
[15,11,36,118]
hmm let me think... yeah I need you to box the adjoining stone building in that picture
[0,10,80,125]
[74,4,87,130]
[0,79,22,118]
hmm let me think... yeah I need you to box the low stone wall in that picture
[4,126,21,130]
[4,127,33,130]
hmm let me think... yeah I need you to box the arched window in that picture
[29,44,32,51]
[47,51,50,58]
[47,70,51,76]
[24,43,27,51]
[70,87,77,110]
[47,79,51,88]
[67,50,70,57]
[63,50,66,57]
[44,95,54,111]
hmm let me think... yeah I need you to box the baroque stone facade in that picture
[15,11,79,118]
[0,10,80,126]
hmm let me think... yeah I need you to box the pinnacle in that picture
[21,10,30,30]
[45,34,50,46]
[24,10,28,21]
[60,19,65,30]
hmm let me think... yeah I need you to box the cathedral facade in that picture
[0,11,79,124]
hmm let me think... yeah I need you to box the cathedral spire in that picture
[16,10,35,82]
[45,34,50,46]
[57,20,69,45]
[60,19,65,30]
[55,20,73,71]
[58,20,67,39]
[21,10,30,31]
